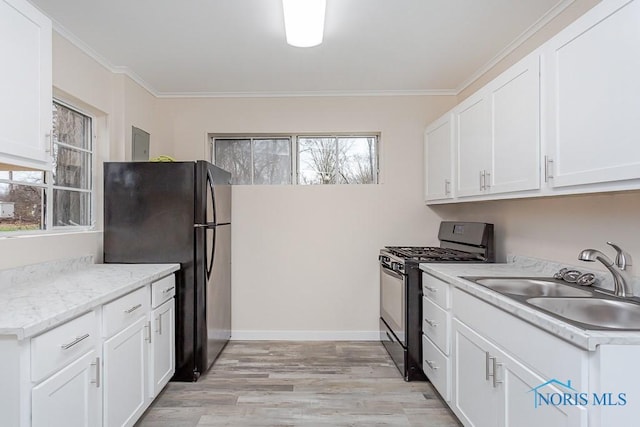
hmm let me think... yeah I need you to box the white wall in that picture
[158,96,455,338]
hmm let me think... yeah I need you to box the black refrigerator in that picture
[103,160,231,381]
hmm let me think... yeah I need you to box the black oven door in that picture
[379,258,406,347]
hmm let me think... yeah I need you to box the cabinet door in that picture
[103,316,149,427]
[489,53,540,194]
[544,0,640,188]
[455,94,491,197]
[502,352,587,427]
[425,114,454,201]
[31,350,100,427]
[150,299,175,397]
[0,0,52,169]
[452,319,501,427]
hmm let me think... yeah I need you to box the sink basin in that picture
[469,277,593,297]
[527,297,640,330]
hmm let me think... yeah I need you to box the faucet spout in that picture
[579,247,633,297]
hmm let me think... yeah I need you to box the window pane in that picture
[0,169,44,184]
[336,137,377,184]
[298,137,337,184]
[253,139,291,185]
[53,146,91,189]
[215,139,252,185]
[0,183,44,232]
[53,102,91,150]
[53,189,90,226]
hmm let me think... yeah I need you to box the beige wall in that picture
[0,33,157,270]
[431,191,640,272]
[158,96,455,338]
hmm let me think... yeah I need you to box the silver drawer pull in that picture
[124,303,142,314]
[424,286,437,292]
[162,286,175,294]
[425,319,438,327]
[60,333,90,350]
[425,360,439,370]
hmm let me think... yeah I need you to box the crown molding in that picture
[454,0,576,95]
[50,0,576,100]
[154,89,457,98]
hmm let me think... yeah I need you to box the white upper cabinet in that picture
[0,0,52,170]
[448,51,540,200]
[455,94,492,197]
[543,0,640,189]
[489,53,540,194]
[424,114,454,201]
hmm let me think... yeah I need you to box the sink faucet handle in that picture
[607,242,633,270]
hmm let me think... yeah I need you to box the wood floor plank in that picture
[136,341,461,426]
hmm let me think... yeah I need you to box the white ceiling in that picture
[29,0,571,97]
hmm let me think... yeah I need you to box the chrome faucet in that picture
[578,242,633,297]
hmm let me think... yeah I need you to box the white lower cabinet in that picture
[31,350,101,427]
[0,273,177,427]
[103,316,149,427]
[150,298,175,397]
[453,319,582,427]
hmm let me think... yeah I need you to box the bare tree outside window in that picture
[52,101,92,227]
[0,171,45,231]
[214,137,292,185]
[298,136,377,185]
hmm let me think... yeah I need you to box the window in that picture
[211,134,378,185]
[214,137,291,185]
[0,101,93,233]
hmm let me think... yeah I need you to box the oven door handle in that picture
[381,264,404,280]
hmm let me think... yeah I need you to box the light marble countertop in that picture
[420,256,640,351]
[0,257,180,340]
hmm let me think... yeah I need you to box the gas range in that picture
[379,221,495,382]
[383,246,487,263]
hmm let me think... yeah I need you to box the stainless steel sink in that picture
[469,277,594,297]
[527,297,640,330]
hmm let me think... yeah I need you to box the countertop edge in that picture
[1,263,180,340]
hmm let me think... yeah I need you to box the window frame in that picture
[210,133,379,186]
[0,99,96,236]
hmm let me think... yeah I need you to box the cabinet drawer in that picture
[422,334,450,402]
[422,273,450,309]
[151,275,176,309]
[103,286,149,338]
[31,311,97,383]
[422,296,450,354]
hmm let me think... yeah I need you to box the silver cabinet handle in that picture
[424,286,437,293]
[145,320,152,343]
[91,357,100,388]
[124,303,142,314]
[484,171,491,189]
[444,179,451,195]
[492,357,503,388]
[544,155,554,182]
[425,319,438,327]
[162,286,175,294]
[479,170,485,191]
[156,316,162,335]
[485,352,491,380]
[60,333,90,350]
[425,360,439,370]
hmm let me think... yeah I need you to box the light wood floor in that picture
[136,341,462,426]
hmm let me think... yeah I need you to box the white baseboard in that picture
[230,330,380,341]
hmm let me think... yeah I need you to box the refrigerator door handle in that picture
[206,227,216,280]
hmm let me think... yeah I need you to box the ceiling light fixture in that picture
[282,0,326,48]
